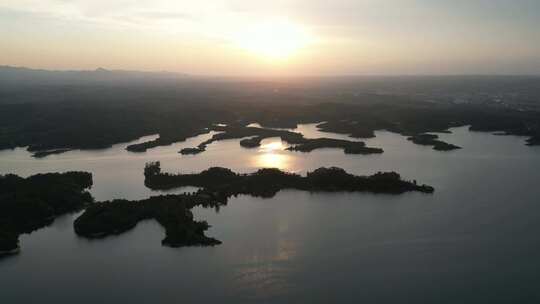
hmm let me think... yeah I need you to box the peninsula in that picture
[0,172,93,256]
[74,194,221,247]
[73,162,433,248]
[180,125,383,155]
[407,134,461,151]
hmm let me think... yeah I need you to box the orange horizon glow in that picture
[1,1,539,75]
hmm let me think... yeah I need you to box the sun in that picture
[233,20,311,60]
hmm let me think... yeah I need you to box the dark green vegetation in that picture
[127,129,208,152]
[144,162,434,197]
[407,134,461,151]
[1,68,539,156]
[38,160,434,250]
[180,125,383,155]
[0,161,433,252]
[286,138,384,154]
[0,172,93,255]
[74,195,221,247]
[181,125,300,154]
[32,148,72,158]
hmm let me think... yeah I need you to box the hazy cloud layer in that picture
[1,0,539,75]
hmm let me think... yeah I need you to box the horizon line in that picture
[2,65,540,78]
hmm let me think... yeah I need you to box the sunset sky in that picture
[1,0,539,75]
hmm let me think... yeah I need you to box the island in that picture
[144,161,434,197]
[286,138,384,154]
[74,194,221,247]
[0,172,93,256]
[407,134,461,151]
[179,146,206,155]
[239,136,267,148]
[179,125,383,155]
[181,125,304,155]
[0,162,435,253]
[127,129,208,152]
[32,148,73,158]
[72,162,433,248]
[316,121,377,138]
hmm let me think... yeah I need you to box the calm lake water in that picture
[1,124,540,303]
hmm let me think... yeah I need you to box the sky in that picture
[1,0,539,76]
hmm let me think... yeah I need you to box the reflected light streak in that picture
[260,141,285,153]
[253,139,291,170]
[255,153,290,170]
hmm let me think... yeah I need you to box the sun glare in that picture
[260,141,285,152]
[253,139,291,169]
[256,153,290,169]
[233,20,311,60]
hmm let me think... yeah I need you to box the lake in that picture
[1,124,540,303]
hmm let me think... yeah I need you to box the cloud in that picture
[0,1,215,25]
[1,0,539,74]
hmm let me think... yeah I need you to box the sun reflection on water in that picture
[253,139,292,170]
[260,141,285,152]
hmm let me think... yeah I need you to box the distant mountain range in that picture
[0,66,189,86]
